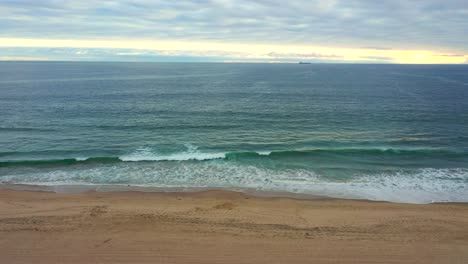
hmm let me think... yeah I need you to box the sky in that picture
[0,0,467,63]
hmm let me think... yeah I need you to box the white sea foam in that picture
[119,146,225,161]
[2,161,467,204]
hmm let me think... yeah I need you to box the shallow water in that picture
[1,62,467,203]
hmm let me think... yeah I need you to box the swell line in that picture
[1,148,467,168]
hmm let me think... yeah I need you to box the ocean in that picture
[1,61,467,203]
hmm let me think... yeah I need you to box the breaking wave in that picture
[1,147,467,167]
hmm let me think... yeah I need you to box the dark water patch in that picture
[0,127,57,132]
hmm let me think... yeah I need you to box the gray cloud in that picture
[359,56,394,62]
[0,47,252,62]
[267,52,343,59]
[0,0,467,54]
[438,54,465,57]
[361,47,393,50]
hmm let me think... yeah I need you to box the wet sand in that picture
[1,188,467,263]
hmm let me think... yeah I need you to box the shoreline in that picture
[0,182,338,201]
[1,188,468,263]
[0,182,465,205]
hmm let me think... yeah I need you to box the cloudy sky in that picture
[0,0,467,63]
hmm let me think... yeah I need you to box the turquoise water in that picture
[1,62,467,203]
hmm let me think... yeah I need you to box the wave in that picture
[1,163,467,204]
[1,148,467,168]
[0,157,121,167]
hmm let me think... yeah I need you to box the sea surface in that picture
[1,62,467,203]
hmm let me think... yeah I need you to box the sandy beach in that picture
[0,188,467,263]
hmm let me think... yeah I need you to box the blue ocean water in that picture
[1,61,467,203]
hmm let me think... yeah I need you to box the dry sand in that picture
[0,188,467,264]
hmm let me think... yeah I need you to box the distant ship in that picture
[298,62,311,64]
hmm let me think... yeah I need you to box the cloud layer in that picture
[0,0,467,62]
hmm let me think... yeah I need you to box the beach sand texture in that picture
[1,189,467,264]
